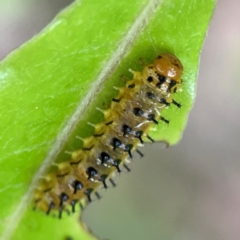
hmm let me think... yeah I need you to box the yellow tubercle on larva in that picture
[33,53,183,218]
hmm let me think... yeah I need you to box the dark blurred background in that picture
[1,1,240,240]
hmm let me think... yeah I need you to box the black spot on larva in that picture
[86,167,98,179]
[122,124,132,136]
[146,92,155,100]
[94,132,104,137]
[169,80,177,91]
[72,180,84,194]
[99,152,112,166]
[148,114,158,124]
[106,121,113,126]
[83,145,93,151]
[135,130,144,144]
[128,83,135,88]
[125,144,133,158]
[133,107,144,116]
[158,74,166,84]
[112,98,121,103]
[147,76,153,83]
[111,138,122,150]
[159,98,170,106]
[59,193,69,207]
[157,55,162,59]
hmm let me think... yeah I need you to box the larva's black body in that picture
[34,53,183,218]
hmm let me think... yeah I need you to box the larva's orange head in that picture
[153,53,183,83]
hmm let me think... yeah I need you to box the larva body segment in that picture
[33,53,183,218]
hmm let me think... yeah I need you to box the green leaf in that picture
[0,0,216,239]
